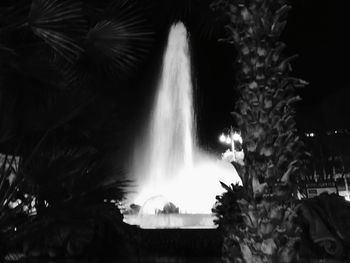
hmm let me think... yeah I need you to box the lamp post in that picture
[219,127,244,165]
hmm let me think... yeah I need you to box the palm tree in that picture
[1,0,152,258]
[0,0,153,133]
[211,0,307,262]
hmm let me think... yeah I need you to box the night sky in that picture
[128,0,349,152]
[0,0,348,156]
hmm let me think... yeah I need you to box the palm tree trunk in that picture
[211,0,307,262]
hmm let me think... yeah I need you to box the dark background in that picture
[0,0,348,155]
[130,0,349,152]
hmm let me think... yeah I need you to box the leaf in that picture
[240,243,253,263]
[32,28,83,62]
[287,77,309,88]
[281,160,298,183]
[252,174,267,196]
[237,198,249,206]
[246,140,257,152]
[240,7,251,21]
[286,95,302,105]
[0,44,16,55]
[251,124,265,139]
[260,146,274,157]
[85,19,152,75]
[225,24,240,43]
[257,46,267,57]
[248,81,258,90]
[261,238,277,255]
[28,0,86,62]
[274,5,291,22]
[259,111,268,124]
[276,54,298,72]
[260,222,274,235]
[220,181,232,192]
[231,112,244,126]
[272,42,286,62]
[271,20,287,37]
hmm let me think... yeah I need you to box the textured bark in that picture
[211,0,307,262]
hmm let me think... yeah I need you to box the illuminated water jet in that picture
[126,22,241,228]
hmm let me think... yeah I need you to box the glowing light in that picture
[219,131,243,146]
[232,132,243,143]
[135,158,241,214]
[219,133,233,145]
[219,134,226,143]
[306,132,315,137]
[8,199,22,209]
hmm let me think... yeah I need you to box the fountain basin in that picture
[124,214,217,229]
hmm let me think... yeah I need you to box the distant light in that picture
[306,132,315,137]
[325,129,348,136]
[225,137,232,144]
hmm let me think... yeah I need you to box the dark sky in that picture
[1,0,346,155]
[284,0,349,133]
[129,0,349,151]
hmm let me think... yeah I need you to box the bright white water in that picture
[130,22,241,215]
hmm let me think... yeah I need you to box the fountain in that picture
[124,22,241,228]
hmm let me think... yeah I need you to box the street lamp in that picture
[219,133,231,144]
[219,128,244,165]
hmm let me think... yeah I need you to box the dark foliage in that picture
[0,0,153,149]
[212,183,246,261]
[0,150,36,259]
[0,0,154,259]
[4,141,131,258]
[213,182,245,228]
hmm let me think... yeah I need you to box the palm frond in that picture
[81,0,153,79]
[87,19,152,71]
[28,0,87,63]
